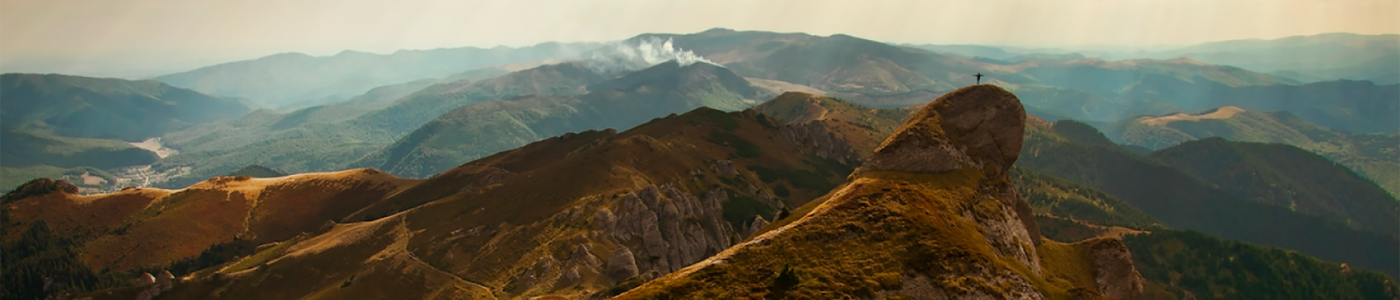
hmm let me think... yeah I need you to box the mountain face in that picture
[149,62,607,189]
[0,74,252,141]
[154,42,601,108]
[354,61,761,178]
[71,104,872,299]
[0,169,418,299]
[619,85,1149,299]
[1098,107,1400,197]
[0,128,157,170]
[1018,120,1400,279]
[1149,138,1399,236]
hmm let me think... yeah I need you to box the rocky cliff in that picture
[616,85,1144,299]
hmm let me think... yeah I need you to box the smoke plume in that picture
[584,37,715,74]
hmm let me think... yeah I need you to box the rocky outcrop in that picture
[133,270,176,300]
[780,121,860,164]
[1088,238,1146,299]
[708,160,737,177]
[595,184,735,275]
[605,247,640,281]
[744,215,769,238]
[864,85,1025,175]
[1,178,79,203]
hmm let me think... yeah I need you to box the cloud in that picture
[584,37,715,74]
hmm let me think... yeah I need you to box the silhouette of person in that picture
[975,73,983,85]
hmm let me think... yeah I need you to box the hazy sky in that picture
[2,0,1396,78]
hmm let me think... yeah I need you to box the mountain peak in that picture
[864,84,1026,174]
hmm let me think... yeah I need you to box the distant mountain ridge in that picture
[154,42,601,108]
[0,73,252,141]
[354,60,762,178]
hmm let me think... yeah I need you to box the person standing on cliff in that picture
[975,73,983,85]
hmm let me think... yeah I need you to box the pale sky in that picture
[2,0,1396,78]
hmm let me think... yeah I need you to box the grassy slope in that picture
[1149,138,1399,236]
[618,168,1107,299]
[0,169,419,298]
[1104,110,1400,197]
[0,73,251,141]
[154,63,605,187]
[354,61,760,178]
[1125,230,1399,300]
[137,107,867,299]
[1017,120,1399,278]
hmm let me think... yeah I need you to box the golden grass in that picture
[1138,106,1244,126]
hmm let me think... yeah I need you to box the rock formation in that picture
[864,85,1025,175]
[1088,238,1146,299]
[614,85,1139,299]
[605,247,640,281]
[595,184,735,274]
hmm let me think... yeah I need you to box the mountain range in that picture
[3,28,1399,300]
[154,42,600,109]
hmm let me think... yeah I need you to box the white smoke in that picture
[584,37,716,74]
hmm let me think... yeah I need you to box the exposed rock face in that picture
[744,215,769,238]
[781,121,860,164]
[864,85,1025,174]
[605,247,640,281]
[595,184,735,274]
[1089,238,1146,299]
[1,178,79,203]
[708,160,737,177]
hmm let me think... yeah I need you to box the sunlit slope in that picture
[2,169,417,272]
[620,85,1148,299]
[138,104,878,299]
[1100,107,1400,197]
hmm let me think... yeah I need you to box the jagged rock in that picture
[593,209,616,232]
[562,267,581,283]
[1089,238,1146,299]
[320,219,336,231]
[746,215,770,238]
[134,273,156,286]
[708,160,737,177]
[600,184,735,275]
[572,244,601,268]
[1,178,79,203]
[605,247,639,281]
[864,85,1025,174]
[781,121,860,164]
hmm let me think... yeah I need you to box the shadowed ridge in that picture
[864,84,1026,175]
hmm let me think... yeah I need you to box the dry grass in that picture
[1138,106,1244,126]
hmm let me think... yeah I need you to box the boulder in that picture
[864,85,1025,174]
[134,273,156,286]
[1089,238,1146,299]
[605,247,640,281]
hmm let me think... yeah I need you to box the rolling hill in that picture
[64,102,876,299]
[0,169,419,299]
[151,62,611,188]
[1098,107,1400,196]
[1017,120,1399,278]
[0,73,252,141]
[353,60,761,178]
[154,42,600,108]
[1150,138,1398,236]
